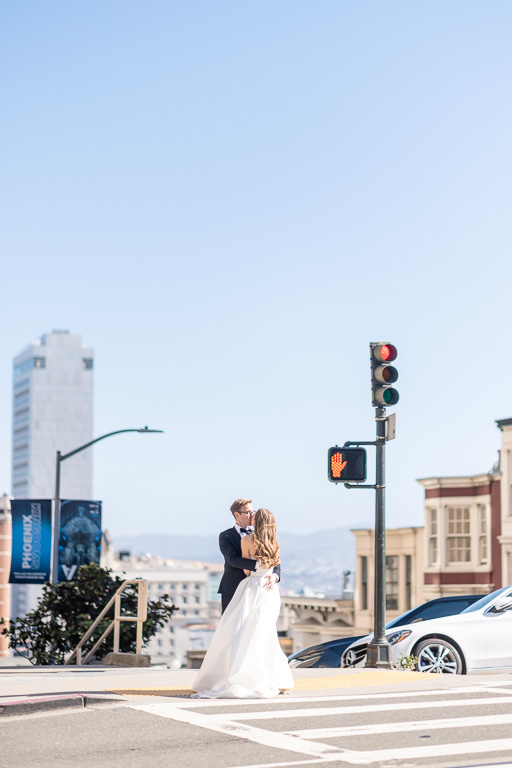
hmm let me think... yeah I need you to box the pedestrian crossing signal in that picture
[328,447,367,483]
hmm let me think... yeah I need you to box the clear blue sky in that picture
[1,1,511,538]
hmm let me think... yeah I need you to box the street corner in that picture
[107,686,196,700]
[0,693,125,718]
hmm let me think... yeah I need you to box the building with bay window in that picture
[352,417,512,633]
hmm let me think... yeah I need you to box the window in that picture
[405,555,412,611]
[447,507,471,563]
[13,359,33,379]
[386,556,399,610]
[361,556,368,611]
[182,596,188,604]
[33,357,46,369]
[82,358,93,370]
[158,583,164,590]
[428,508,438,565]
[479,505,488,563]
[182,583,188,590]
[508,451,512,517]
[194,583,200,590]
[195,596,200,604]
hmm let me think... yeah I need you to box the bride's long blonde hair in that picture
[253,508,280,568]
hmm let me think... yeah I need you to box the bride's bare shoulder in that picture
[241,533,255,555]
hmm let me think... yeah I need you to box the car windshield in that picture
[461,586,512,613]
[386,607,420,628]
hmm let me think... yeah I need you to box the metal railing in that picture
[65,579,148,665]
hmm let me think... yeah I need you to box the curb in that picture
[0,693,125,717]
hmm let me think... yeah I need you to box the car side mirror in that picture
[489,595,512,613]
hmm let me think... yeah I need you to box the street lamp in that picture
[52,427,163,584]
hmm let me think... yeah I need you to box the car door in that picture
[480,592,512,670]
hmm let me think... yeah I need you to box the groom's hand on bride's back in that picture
[264,573,278,591]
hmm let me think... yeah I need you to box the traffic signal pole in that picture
[366,405,392,668]
[330,343,399,670]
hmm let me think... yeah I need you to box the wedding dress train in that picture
[192,566,294,698]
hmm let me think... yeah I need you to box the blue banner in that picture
[9,499,52,584]
[58,500,102,582]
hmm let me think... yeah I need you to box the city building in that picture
[352,526,424,635]
[11,330,94,617]
[109,551,223,667]
[351,417,512,634]
[282,595,354,653]
[418,472,500,601]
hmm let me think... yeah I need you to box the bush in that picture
[0,563,177,665]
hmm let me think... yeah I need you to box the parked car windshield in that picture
[386,606,426,628]
[461,586,512,613]
[387,596,482,628]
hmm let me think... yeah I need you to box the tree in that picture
[0,563,177,665]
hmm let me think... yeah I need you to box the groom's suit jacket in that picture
[218,526,281,612]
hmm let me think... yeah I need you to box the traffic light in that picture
[328,446,367,483]
[370,342,399,407]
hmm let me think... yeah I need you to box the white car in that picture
[343,585,512,674]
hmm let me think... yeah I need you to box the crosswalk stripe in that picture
[218,695,512,721]
[224,761,512,768]
[285,710,512,739]
[177,682,512,708]
[349,738,512,765]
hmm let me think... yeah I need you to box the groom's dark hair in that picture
[230,498,252,517]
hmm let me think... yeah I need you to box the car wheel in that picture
[414,638,463,674]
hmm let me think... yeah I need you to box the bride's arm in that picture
[241,535,256,575]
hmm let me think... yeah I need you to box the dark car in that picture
[287,594,485,669]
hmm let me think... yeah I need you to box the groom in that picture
[218,498,280,613]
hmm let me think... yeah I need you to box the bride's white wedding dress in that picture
[192,565,294,698]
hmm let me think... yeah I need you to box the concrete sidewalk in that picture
[2,664,512,717]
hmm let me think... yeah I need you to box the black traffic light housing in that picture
[370,342,399,407]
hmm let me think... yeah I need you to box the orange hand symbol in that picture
[331,452,347,478]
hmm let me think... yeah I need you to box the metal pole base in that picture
[366,640,393,669]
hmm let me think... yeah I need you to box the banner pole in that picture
[51,451,61,585]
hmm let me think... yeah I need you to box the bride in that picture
[192,508,294,698]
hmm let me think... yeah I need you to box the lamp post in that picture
[52,427,163,584]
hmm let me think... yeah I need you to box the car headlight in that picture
[387,630,412,646]
[288,651,323,668]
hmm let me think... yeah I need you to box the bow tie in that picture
[239,527,252,534]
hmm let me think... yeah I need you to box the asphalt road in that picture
[3,681,512,768]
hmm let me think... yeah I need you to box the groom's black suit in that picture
[218,526,281,613]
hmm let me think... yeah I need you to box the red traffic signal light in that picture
[374,343,397,363]
[370,342,399,407]
[328,447,367,483]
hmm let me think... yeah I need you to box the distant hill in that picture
[113,526,358,598]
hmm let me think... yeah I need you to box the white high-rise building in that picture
[11,330,94,617]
